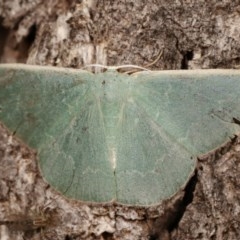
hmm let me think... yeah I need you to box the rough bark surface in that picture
[0,0,240,239]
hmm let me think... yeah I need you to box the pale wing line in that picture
[54,86,96,196]
[132,94,194,158]
[115,99,192,199]
[41,84,90,151]
[73,93,113,200]
[115,101,172,194]
[130,82,190,145]
[94,93,121,175]
[133,85,191,148]
[93,93,118,200]
[43,86,95,197]
[1,79,79,188]
[75,95,101,199]
[39,85,92,188]
[115,95,193,173]
[29,84,91,149]
[114,100,128,201]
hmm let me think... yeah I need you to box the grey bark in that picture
[0,0,240,239]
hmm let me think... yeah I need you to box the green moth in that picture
[0,64,239,205]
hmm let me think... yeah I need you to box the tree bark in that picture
[1,1,240,239]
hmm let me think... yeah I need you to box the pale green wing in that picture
[0,64,115,202]
[115,70,240,205]
[1,65,240,206]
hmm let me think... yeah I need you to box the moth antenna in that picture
[125,49,163,74]
[144,49,163,68]
[82,64,151,72]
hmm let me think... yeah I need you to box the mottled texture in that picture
[1,1,240,69]
[172,137,240,240]
[0,0,240,239]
